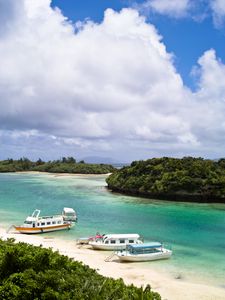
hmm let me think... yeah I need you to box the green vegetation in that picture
[106,157,225,203]
[0,157,115,174]
[0,239,160,300]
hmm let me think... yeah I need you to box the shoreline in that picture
[0,229,224,300]
[107,186,225,204]
[14,171,112,177]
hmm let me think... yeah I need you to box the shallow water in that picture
[0,173,225,286]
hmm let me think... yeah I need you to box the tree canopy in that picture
[0,157,115,174]
[106,157,225,203]
[0,239,160,300]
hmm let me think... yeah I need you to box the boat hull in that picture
[14,223,71,234]
[89,242,133,251]
[117,249,172,262]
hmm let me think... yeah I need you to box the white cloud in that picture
[0,0,225,161]
[139,0,191,18]
[196,49,225,98]
[0,0,24,36]
[191,50,225,140]
[138,0,225,28]
[210,0,225,27]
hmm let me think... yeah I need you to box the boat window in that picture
[47,222,51,225]
[41,222,45,226]
[52,221,56,224]
[119,239,125,244]
[24,221,32,224]
[105,241,109,244]
[129,240,134,243]
[110,240,116,244]
[37,223,40,226]
[57,221,61,224]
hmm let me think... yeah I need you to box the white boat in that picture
[14,208,75,234]
[62,207,77,222]
[116,242,172,262]
[89,233,142,250]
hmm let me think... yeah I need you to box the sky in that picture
[0,0,225,163]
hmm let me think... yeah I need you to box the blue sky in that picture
[1,0,225,162]
[51,0,225,89]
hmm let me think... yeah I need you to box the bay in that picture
[0,173,225,287]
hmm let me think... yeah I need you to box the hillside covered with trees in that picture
[0,157,115,174]
[106,157,225,203]
[0,238,160,299]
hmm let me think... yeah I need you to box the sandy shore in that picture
[0,229,224,300]
[15,171,111,177]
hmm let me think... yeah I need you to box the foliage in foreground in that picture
[0,157,115,174]
[0,239,160,300]
[106,157,225,202]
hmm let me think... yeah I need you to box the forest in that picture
[0,157,115,174]
[106,157,225,203]
[0,238,160,300]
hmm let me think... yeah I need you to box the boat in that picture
[89,233,142,250]
[62,207,77,222]
[76,233,104,245]
[14,208,76,234]
[116,242,172,262]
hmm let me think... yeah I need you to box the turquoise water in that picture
[0,173,225,287]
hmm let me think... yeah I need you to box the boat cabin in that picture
[100,234,141,245]
[116,242,172,261]
[126,242,163,254]
[23,209,64,228]
[62,207,77,222]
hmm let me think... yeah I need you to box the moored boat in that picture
[62,207,77,222]
[116,242,172,262]
[14,208,76,234]
[76,233,104,245]
[89,233,142,250]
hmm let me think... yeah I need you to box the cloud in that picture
[137,0,225,28]
[188,49,225,153]
[140,0,191,18]
[0,0,25,36]
[0,0,225,161]
[210,0,225,27]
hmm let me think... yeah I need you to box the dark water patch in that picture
[175,248,201,258]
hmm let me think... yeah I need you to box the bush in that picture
[106,157,225,202]
[0,239,160,300]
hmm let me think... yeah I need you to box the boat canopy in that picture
[103,234,140,240]
[63,207,76,214]
[127,242,162,250]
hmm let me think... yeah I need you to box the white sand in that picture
[0,229,224,300]
[16,171,111,177]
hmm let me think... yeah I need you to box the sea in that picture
[0,173,225,288]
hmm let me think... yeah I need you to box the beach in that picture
[0,228,224,300]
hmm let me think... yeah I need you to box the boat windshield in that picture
[24,221,32,224]
[31,209,40,218]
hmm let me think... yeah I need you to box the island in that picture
[106,157,225,203]
[0,157,115,174]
